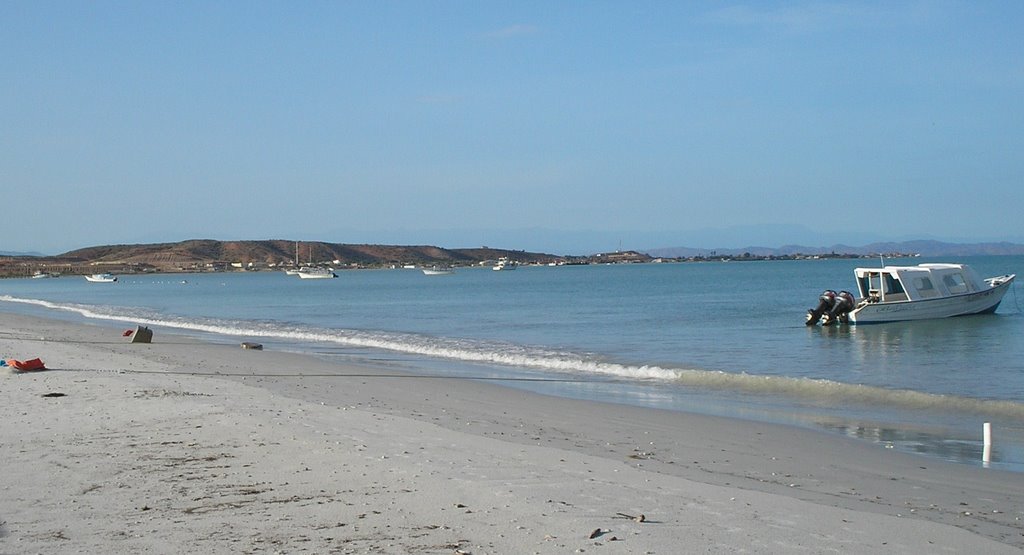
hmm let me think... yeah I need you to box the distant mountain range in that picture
[0,250,47,257]
[645,240,1024,258]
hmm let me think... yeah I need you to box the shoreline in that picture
[6,267,1024,474]
[2,312,1024,552]
[7,293,1023,474]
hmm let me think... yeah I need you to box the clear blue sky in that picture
[3,1,1023,255]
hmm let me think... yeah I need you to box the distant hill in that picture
[645,240,1024,258]
[4,238,1022,279]
[56,240,562,267]
[0,250,47,257]
[0,239,566,277]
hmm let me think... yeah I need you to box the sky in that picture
[3,1,1023,255]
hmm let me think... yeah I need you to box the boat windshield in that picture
[942,273,969,294]
[858,271,905,301]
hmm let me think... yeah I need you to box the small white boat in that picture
[492,257,517,271]
[807,263,1015,325]
[422,266,455,276]
[32,271,59,279]
[84,273,118,283]
[296,267,337,279]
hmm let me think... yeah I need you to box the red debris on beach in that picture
[7,358,46,372]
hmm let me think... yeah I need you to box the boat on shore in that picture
[84,273,118,283]
[296,267,337,279]
[806,263,1015,325]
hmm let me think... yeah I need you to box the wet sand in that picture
[2,312,1022,553]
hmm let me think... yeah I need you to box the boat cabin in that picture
[854,264,986,303]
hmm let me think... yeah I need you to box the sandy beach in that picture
[2,312,1023,554]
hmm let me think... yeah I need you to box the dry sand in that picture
[2,312,1023,554]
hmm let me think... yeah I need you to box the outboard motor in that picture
[822,290,856,326]
[805,290,837,326]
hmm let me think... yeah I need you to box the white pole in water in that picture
[983,422,992,466]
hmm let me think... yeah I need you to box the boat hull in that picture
[296,270,337,279]
[849,277,1014,324]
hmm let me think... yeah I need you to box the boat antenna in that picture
[879,254,885,268]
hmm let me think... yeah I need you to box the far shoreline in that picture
[8,236,1015,278]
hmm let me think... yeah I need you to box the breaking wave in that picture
[4,294,1024,420]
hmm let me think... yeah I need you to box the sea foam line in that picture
[4,295,1024,420]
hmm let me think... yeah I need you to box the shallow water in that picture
[4,255,1023,470]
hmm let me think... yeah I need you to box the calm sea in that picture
[3,255,1023,471]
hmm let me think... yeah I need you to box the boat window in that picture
[860,274,882,298]
[943,273,968,294]
[913,276,940,298]
[857,275,871,297]
[884,275,904,295]
[913,277,934,291]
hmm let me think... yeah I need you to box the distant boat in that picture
[84,273,117,283]
[296,267,337,279]
[284,241,302,274]
[422,266,455,276]
[492,257,517,271]
[291,243,337,278]
[32,271,59,279]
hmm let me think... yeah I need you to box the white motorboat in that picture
[806,263,1015,325]
[296,267,337,279]
[84,273,118,283]
[492,257,517,271]
[422,266,455,275]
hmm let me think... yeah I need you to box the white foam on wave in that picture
[4,295,1023,419]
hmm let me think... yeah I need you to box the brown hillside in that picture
[0,240,570,277]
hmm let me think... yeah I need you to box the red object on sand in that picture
[8,358,46,372]
[123,329,134,336]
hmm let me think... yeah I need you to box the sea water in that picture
[3,255,1023,471]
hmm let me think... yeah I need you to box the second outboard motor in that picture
[805,290,837,326]
[822,290,856,326]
